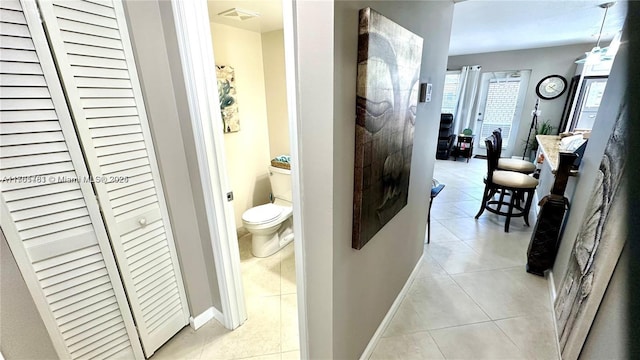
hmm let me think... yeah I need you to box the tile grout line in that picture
[492,319,530,358]
[423,330,448,359]
[447,272,494,322]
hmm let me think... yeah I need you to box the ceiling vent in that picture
[218,8,260,21]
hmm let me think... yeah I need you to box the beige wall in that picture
[294,1,336,356]
[262,30,291,158]
[448,43,593,157]
[295,1,454,358]
[580,246,628,359]
[553,36,627,290]
[210,23,273,230]
[124,0,222,315]
[1,230,57,359]
[551,31,628,357]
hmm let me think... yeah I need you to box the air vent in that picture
[218,8,260,21]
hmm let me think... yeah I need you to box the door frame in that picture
[472,70,530,157]
[169,0,309,357]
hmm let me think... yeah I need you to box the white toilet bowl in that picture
[242,200,294,257]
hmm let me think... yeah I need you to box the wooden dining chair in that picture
[475,134,539,232]
[493,128,537,174]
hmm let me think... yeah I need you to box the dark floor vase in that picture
[526,194,569,275]
[526,152,577,276]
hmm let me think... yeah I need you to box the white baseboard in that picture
[189,306,224,330]
[547,270,562,359]
[359,253,425,360]
[548,270,557,301]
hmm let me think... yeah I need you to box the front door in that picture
[474,70,530,157]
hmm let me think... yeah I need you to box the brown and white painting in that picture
[554,101,627,359]
[352,8,423,249]
[216,65,240,133]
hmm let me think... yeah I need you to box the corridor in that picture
[370,158,559,359]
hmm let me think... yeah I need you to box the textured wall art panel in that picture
[352,8,423,249]
[554,101,627,360]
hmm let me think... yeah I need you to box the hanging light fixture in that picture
[576,2,616,64]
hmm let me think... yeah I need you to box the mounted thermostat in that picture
[419,83,432,103]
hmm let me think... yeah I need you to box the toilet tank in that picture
[269,166,292,202]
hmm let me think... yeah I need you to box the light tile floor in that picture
[370,158,560,360]
[151,235,299,360]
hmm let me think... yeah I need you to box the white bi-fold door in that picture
[1,0,189,358]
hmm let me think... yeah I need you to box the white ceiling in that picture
[207,0,283,33]
[205,0,628,56]
[449,0,628,56]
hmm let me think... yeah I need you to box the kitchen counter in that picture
[536,135,578,176]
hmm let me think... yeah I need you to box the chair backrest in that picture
[484,134,500,183]
[492,128,503,158]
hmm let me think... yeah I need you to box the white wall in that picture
[210,23,273,230]
[1,230,57,359]
[553,38,627,291]
[262,30,291,159]
[448,43,593,157]
[579,246,629,359]
[294,1,335,356]
[551,30,628,358]
[295,1,454,358]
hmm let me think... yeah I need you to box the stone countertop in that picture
[536,135,578,176]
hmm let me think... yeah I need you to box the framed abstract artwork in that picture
[216,65,240,133]
[352,8,423,249]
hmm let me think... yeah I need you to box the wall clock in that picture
[536,75,567,100]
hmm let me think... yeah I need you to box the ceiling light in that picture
[576,2,616,64]
[217,8,260,21]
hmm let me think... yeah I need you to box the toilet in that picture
[242,166,294,257]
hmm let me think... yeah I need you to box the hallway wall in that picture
[332,2,454,357]
[210,23,273,232]
[552,28,628,358]
[579,246,629,359]
[448,43,593,157]
[295,1,455,358]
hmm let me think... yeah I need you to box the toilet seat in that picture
[242,203,283,225]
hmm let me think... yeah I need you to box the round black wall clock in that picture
[536,75,567,100]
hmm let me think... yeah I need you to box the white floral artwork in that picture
[216,65,240,133]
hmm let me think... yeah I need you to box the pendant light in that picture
[576,2,616,64]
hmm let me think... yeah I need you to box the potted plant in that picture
[524,120,554,160]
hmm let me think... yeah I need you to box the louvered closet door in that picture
[37,0,190,356]
[0,1,145,359]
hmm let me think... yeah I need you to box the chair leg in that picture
[505,190,517,232]
[475,184,490,219]
[497,188,506,214]
[427,199,433,244]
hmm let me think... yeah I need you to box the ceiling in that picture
[205,0,628,56]
[449,0,628,56]
[207,0,283,33]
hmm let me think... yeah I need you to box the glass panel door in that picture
[474,70,530,156]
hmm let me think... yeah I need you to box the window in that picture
[479,78,521,145]
[441,71,461,115]
[475,70,530,153]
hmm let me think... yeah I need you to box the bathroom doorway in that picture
[207,1,300,357]
[163,0,306,359]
